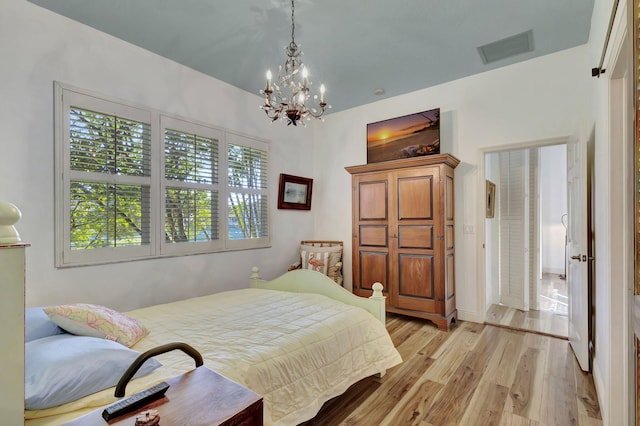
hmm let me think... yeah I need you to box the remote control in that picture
[102,381,170,421]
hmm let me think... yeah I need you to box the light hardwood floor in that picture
[485,274,569,339]
[485,304,568,340]
[302,314,601,425]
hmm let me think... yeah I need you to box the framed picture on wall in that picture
[486,180,496,218]
[277,174,313,210]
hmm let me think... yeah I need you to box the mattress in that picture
[26,288,402,425]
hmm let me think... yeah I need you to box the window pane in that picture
[228,144,267,189]
[228,193,268,240]
[70,181,150,249]
[165,129,218,184]
[69,107,151,176]
[165,188,218,243]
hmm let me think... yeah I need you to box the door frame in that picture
[602,5,633,422]
[478,136,571,318]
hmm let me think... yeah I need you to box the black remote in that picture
[101,381,170,421]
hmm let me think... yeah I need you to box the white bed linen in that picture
[26,288,401,425]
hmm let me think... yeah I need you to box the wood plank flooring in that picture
[485,304,568,340]
[485,273,569,339]
[301,314,601,425]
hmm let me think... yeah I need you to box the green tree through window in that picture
[56,83,269,266]
[228,143,268,240]
[68,107,151,249]
[164,128,218,243]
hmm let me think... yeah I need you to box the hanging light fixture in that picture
[260,0,329,126]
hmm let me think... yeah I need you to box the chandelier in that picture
[260,0,329,126]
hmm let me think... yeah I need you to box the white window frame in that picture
[54,82,270,267]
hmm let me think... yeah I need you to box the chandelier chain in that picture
[290,0,295,45]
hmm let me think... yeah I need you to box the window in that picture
[55,83,269,267]
[226,132,269,250]
[161,116,222,255]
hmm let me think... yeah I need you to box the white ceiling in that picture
[28,0,595,114]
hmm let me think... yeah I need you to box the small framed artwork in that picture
[278,174,313,210]
[486,180,496,218]
[366,108,440,164]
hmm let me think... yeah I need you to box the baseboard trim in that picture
[592,359,607,425]
[457,309,484,323]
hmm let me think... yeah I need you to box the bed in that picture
[25,268,402,425]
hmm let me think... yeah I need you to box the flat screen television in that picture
[366,108,440,164]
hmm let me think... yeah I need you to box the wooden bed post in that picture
[249,266,263,287]
[369,282,386,324]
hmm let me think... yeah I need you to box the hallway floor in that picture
[485,273,568,339]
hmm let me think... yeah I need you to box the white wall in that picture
[312,45,590,323]
[1,0,316,311]
[539,144,567,275]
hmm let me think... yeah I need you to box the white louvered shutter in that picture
[58,86,155,266]
[161,116,223,254]
[498,150,529,310]
[226,132,269,249]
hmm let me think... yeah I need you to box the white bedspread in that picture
[26,288,401,425]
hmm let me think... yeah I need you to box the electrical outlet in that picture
[463,224,474,234]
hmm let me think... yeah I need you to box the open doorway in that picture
[484,143,569,339]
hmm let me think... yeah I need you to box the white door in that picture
[566,138,589,371]
[498,150,530,311]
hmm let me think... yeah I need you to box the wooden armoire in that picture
[346,154,459,331]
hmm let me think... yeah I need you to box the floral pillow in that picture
[300,244,343,284]
[44,303,149,347]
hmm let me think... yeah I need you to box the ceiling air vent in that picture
[477,30,534,65]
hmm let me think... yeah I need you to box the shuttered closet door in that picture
[498,150,529,310]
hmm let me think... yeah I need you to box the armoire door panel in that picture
[359,251,388,291]
[359,181,387,220]
[398,225,433,249]
[445,175,454,221]
[397,176,433,220]
[446,253,455,300]
[445,225,454,250]
[397,254,435,299]
[359,225,388,247]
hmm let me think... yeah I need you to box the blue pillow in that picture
[25,307,66,342]
[25,334,162,410]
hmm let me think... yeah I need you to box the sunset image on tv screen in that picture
[366,108,440,163]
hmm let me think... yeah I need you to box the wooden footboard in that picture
[250,267,386,324]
